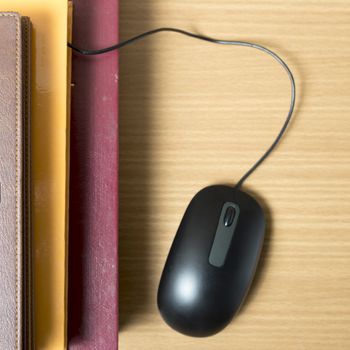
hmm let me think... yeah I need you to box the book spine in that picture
[68,1,119,349]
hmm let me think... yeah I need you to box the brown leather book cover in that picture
[0,12,31,350]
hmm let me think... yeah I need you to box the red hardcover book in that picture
[68,1,119,348]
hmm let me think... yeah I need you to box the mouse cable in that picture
[68,27,296,190]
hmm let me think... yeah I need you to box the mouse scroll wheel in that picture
[223,206,236,227]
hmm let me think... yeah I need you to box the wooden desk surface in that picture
[119,1,350,349]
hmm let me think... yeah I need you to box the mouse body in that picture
[157,185,266,337]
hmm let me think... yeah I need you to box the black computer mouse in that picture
[157,185,266,337]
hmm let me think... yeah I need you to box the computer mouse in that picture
[157,185,266,337]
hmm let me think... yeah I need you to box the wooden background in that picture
[118,1,350,349]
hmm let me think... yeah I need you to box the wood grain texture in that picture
[119,1,350,349]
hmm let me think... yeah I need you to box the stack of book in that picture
[0,0,119,349]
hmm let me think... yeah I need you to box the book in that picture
[0,12,31,350]
[68,0,119,349]
[0,1,72,348]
